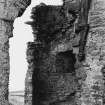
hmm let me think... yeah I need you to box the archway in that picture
[8,0,63,105]
[8,7,33,105]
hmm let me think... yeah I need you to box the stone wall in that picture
[25,0,105,105]
[25,2,80,105]
[76,0,105,105]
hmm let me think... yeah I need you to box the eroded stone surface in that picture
[25,2,80,105]
[76,0,105,105]
[0,0,31,20]
[25,0,105,105]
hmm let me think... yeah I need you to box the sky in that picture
[9,0,63,91]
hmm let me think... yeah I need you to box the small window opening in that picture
[55,50,76,74]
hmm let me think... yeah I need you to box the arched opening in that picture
[9,4,33,105]
[8,0,63,105]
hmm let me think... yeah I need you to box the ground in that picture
[9,91,24,105]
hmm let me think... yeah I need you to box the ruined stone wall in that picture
[25,0,105,105]
[76,0,105,105]
[25,2,80,105]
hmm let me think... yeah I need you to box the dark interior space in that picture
[55,50,76,74]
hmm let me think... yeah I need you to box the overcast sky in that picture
[9,0,63,91]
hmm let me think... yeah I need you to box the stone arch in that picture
[0,0,31,104]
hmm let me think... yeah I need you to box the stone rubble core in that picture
[25,0,105,105]
[25,1,79,105]
[0,0,31,105]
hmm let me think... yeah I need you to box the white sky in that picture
[9,0,63,91]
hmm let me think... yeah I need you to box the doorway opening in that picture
[8,5,33,105]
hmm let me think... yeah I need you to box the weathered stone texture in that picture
[0,20,11,105]
[25,42,39,105]
[0,0,31,20]
[25,2,80,105]
[25,0,105,105]
[76,0,105,105]
[25,42,78,105]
